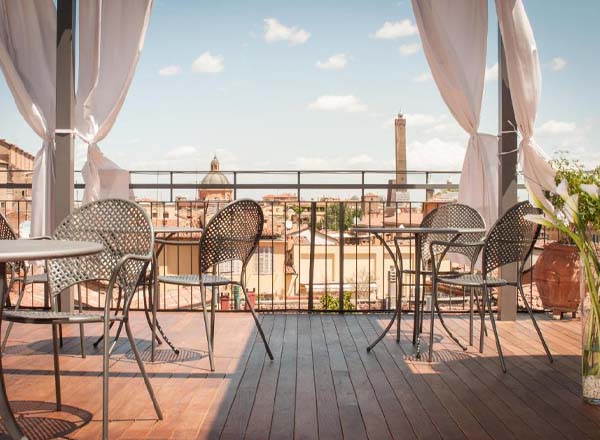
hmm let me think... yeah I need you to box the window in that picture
[254,246,273,274]
[219,259,241,275]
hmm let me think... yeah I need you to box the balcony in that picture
[1,310,589,439]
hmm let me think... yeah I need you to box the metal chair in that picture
[2,199,162,439]
[158,199,274,371]
[429,201,553,371]
[0,212,87,355]
[399,204,486,345]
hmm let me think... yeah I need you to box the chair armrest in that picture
[429,240,484,248]
[155,238,198,246]
[104,253,152,315]
[27,236,52,240]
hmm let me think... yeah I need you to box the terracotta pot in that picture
[220,294,230,311]
[245,290,256,311]
[533,242,580,313]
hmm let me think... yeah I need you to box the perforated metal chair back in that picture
[482,201,541,276]
[420,203,485,267]
[198,199,264,274]
[0,211,17,240]
[47,199,154,306]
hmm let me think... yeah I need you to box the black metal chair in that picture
[2,199,162,439]
[158,199,273,371]
[400,204,486,345]
[429,201,553,371]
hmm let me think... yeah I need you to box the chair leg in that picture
[2,278,24,351]
[518,283,553,363]
[124,318,163,420]
[210,286,216,350]
[483,287,507,373]
[435,300,467,351]
[473,288,488,337]
[469,288,474,346]
[428,279,436,362]
[102,316,111,440]
[52,323,62,411]
[396,272,402,343]
[77,285,86,358]
[240,283,273,360]
[142,282,162,346]
[94,286,124,349]
[200,285,215,371]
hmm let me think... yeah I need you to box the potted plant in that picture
[526,158,600,404]
[533,157,582,318]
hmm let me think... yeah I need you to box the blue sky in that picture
[1,0,598,176]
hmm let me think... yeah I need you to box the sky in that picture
[0,0,598,182]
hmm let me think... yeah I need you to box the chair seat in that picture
[436,273,507,287]
[18,273,48,285]
[158,274,231,287]
[2,310,111,324]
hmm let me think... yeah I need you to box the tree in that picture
[317,204,363,231]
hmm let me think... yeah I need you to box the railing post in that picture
[233,171,237,200]
[169,171,174,202]
[308,201,316,312]
[498,28,518,321]
[55,0,76,313]
[338,201,345,313]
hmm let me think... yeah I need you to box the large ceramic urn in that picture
[533,242,580,314]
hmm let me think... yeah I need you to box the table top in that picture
[154,226,203,235]
[351,226,486,235]
[0,239,104,262]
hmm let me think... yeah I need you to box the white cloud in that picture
[485,63,498,82]
[291,154,375,170]
[347,154,375,167]
[551,57,567,71]
[404,113,444,127]
[316,54,348,70]
[398,43,419,56]
[538,120,576,135]
[164,145,198,159]
[372,20,418,39]
[264,18,310,45]
[308,95,367,113]
[192,52,224,74]
[158,65,182,77]
[413,71,432,82]
[407,138,467,170]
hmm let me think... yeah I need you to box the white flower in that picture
[563,193,579,224]
[524,214,558,229]
[556,179,569,200]
[581,183,600,199]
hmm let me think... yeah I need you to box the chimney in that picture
[394,113,407,185]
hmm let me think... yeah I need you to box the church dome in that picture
[201,155,230,185]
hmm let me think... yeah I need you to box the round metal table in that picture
[351,227,486,357]
[148,227,203,360]
[0,239,104,440]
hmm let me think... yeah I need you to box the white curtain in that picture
[0,0,56,236]
[496,0,555,202]
[78,0,152,203]
[412,0,498,229]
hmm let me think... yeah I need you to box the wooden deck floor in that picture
[0,311,597,439]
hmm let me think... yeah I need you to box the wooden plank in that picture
[221,315,275,439]
[294,315,318,440]
[321,315,368,440]
[344,315,416,440]
[331,315,392,440]
[310,315,343,440]
[355,315,440,440]
[365,315,466,440]
[244,315,286,439]
[269,314,298,440]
